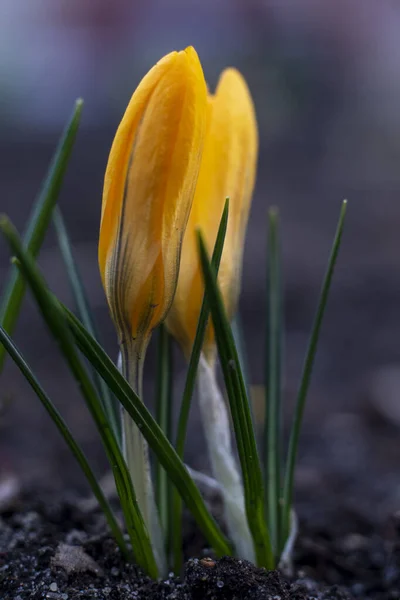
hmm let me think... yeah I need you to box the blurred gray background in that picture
[1,0,400,520]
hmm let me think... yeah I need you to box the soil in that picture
[0,490,399,599]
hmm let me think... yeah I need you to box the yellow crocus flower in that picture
[165,68,258,360]
[99,47,208,364]
[98,48,207,573]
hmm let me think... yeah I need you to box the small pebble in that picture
[200,557,215,568]
[216,580,224,588]
[50,582,58,592]
[52,543,103,577]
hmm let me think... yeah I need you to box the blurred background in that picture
[1,0,400,524]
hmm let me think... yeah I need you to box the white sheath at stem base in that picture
[119,349,167,576]
[278,509,298,576]
[198,353,255,562]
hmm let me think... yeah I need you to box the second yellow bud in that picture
[166,67,258,359]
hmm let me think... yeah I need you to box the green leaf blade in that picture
[175,198,229,458]
[53,206,121,443]
[197,230,275,570]
[281,200,348,547]
[0,99,83,372]
[265,207,282,556]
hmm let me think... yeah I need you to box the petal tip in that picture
[184,45,197,56]
[218,67,248,90]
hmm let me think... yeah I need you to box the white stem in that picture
[198,354,255,562]
[278,509,298,576]
[118,349,167,576]
[185,465,222,494]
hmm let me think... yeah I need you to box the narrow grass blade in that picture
[281,200,348,547]
[264,207,282,555]
[63,305,232,559]
[197,231,275,570]
[231,314,256,431]
[0,324,129,560]
[172,198,229,573]
[0,99,83,372]
[0,217,158,578]
[53,207,121,443]
[232,314,251,399]
[175,199,229,458]
[154,324,173,543]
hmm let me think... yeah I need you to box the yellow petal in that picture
[99,47,207,354]
[166,67,258,358]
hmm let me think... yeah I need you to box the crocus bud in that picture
[166,68,258,360]
[99,47,208,360]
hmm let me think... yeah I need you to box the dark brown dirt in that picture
[1,491,399,599]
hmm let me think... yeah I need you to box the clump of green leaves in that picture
[0,101,346,577]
